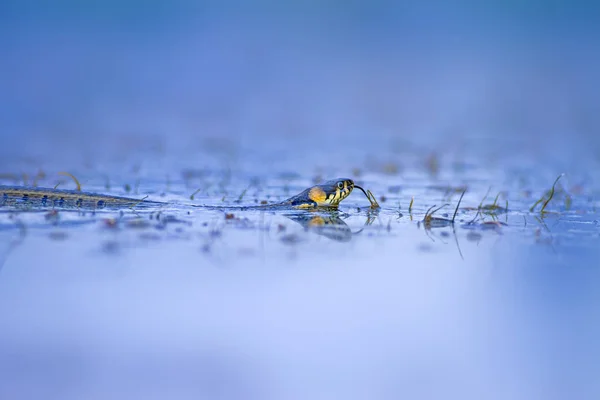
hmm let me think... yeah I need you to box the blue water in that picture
[1,2,599,399]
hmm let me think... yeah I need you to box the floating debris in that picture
[463,188,508,223]
[421,190,465,229]
[421,204,452,229]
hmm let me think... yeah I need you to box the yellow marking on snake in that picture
[308,187,327,204]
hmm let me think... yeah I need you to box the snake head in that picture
[304,178,355,208]
[285,178,355,209]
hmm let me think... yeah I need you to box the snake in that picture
[0,178,376,211]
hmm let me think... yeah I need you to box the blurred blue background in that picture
[1,0,599,171]
[1,2,600,399]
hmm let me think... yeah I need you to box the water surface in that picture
[1,2,599,399]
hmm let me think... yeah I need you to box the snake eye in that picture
[337,181,344,190]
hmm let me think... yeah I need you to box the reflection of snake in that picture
[284,211,378,242]
[1,178,371,211]
[285,213,354,242]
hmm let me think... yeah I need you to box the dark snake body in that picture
[0,178,355,212]
[0,186,163,210]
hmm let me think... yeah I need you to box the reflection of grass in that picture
[529,174,564,214]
